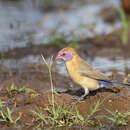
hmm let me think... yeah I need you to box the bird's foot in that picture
[71,94,86,104]
[71,96,78,100]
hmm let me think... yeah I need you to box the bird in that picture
[56,47,130,102]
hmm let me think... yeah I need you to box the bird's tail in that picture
[110,80,130,87]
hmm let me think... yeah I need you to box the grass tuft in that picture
[0,100,20,124]
[86,100,101,124]
[96,109,130,126]
[33,101,84,127]
[118,8,129,45]
[6,84,36,96]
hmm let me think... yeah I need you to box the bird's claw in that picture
[71,99,85,105]
[71,95,86,104]
[71,96,78,100]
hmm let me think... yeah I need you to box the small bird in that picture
[56,48,130,102]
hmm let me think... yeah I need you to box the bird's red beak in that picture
[56,54,62,60]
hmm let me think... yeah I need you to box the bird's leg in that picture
[77,88,89,102]
[71,88,89,104]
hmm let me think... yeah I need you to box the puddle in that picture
[41,1,121,41]
[0,54,129,75]
[92,56,130,73]
[0,0,121,52]
[0,55,42,70]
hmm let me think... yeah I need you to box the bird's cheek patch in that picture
[65,53,72,61]
[66,56,72,61]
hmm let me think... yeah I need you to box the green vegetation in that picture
[6,84,37,96]
[33,102,84,127]
[118,8,129,45]
[86,100,101,124]
[68,41,80,50]
[96,109,130,126]
[33,99,101,128]
[0,100,20,124]
[46,37,66,48]
[44,36,80,49]
[32,110,47,127]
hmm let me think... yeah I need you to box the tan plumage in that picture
[77,57,109,81]
[59,47,109,80]
[56,48,110,101]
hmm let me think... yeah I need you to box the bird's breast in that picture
[65,60,99,90]
[66,60,81,83]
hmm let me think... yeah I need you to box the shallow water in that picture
[0,54,129,76]
[0,0,121,52]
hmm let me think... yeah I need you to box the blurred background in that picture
[0,0,129,76]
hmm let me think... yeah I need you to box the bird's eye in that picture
[61,53,66,56]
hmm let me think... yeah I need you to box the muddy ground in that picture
[0,31,129,129]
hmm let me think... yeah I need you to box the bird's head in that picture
[56,48,78,62]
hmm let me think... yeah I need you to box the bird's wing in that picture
[77,57,110,81]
